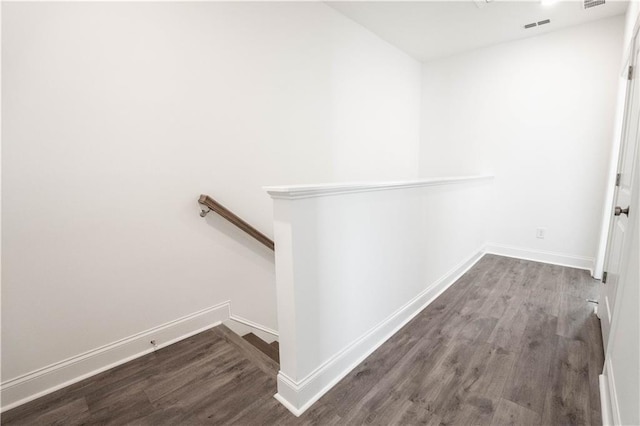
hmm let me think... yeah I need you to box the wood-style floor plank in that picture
[491,398,541,426]
[243,332,280,363]
[541,337,591,425]
[459,343,516,399]
[3,256,604,425]
[502,310,559,414]
[438,394,499,426]
[18,397,90,426]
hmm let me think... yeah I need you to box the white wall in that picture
[420,16,625,270]
[268,176,492,415]
[1,1,421,405]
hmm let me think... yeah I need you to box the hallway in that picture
[2,254,604,425]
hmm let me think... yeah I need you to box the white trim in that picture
[606,358,622,426]
[264,175,494,200]
[484,243,595,274]
[600,374,614,426]
[223,319,278,344]
[274,248,486,416]
[0,301,231,413]
[273,392,304,417]
[229,314,279,337]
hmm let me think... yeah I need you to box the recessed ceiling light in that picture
[541,0,558,6]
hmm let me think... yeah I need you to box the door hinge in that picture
[602,271,608,284]
[628,65,634,80]
[616,173,621,186]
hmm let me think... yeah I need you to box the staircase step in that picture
[214,325,279,377]
[243,333,280,364]
[270,341,279,351]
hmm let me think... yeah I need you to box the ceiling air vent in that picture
[584,0,605,9]
[524,19,550,29]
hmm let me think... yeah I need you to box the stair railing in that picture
[198,194,274,250]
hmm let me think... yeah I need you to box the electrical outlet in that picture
[536,228,546,239]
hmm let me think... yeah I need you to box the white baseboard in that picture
[0,301,231,413]
[226,315,279,344]
[599,374,614,426]
[275,248,486,416]
[484,243,595,275]
[604,358,622,425]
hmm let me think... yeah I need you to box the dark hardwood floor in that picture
[2,255,604,425]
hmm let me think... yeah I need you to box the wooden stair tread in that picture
[243,333,280,364]
[214,325,279,377]
[270,341,279,351]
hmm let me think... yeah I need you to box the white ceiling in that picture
[326,0,628,62]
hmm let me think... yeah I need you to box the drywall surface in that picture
[268,176,492,414]
[1,0,421,400]
[420,17,624,268]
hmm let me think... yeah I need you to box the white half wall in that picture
[1,2,421,410]
[266,176,492,415]
[420,16,625,272]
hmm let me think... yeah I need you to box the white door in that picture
[600,31,640,348]
[600,142,639,426]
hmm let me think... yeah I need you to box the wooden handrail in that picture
[198,194,274,251]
